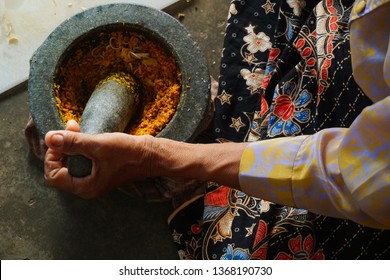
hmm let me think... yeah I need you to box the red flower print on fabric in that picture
[275,235,325,260]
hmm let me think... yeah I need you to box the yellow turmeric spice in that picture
[54,30,181,136]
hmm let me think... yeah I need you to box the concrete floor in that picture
[0,0,228,260]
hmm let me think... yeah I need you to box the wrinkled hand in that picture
[44,120,154,199]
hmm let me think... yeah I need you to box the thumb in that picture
[45,130,91,156]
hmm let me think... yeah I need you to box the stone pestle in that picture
[67,73,139,177]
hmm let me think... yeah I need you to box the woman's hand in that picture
[44,120,154,199]
[44,120,247,199]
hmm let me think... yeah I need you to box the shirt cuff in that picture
[239,136,308,206]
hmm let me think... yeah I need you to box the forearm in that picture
[149,137,248,188]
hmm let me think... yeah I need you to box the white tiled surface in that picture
[0,0,179,93]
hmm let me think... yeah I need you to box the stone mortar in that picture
[28,3,211,142]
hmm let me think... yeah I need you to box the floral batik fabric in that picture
[168,0,390,259]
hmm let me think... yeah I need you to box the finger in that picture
[45,130,92,157]
[45,148,97,196]
[66,120,80,132]
[44,164,74,192]
[45,146,64,166]
[44,148,76,193]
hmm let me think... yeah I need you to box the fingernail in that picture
[66,119,77,127]
[51,134,64,148]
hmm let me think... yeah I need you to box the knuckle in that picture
[63,131,78,151]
